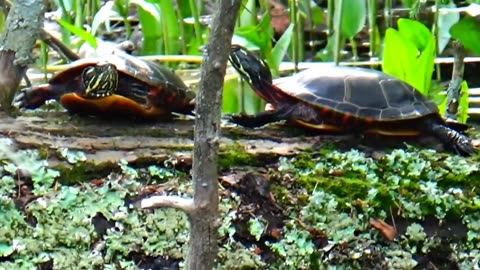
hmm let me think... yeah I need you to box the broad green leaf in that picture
[239,0,257,27]
[340,0,367,38]
[235,13,273,55]
[382,28,416,83]
[131,0,163,54]
[158,0,181,55]
[397,18,432,51]
[57,19,98,48]
[458,81,470,124]
[411,37,435,93]
[450,15,480,55]
[383,18,435,95]
[268,24,294,74]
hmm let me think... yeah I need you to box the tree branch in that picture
[187,0,242,269]
[0,0,44,109]
[445,41,465,120]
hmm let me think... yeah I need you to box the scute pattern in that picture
[274,66,438,121]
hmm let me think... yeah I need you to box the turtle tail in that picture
[429,122,475,156]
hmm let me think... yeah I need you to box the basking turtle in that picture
[13,51,195,120]
[228,45,475,155]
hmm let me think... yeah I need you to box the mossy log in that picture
[1,111,475,172]
[0,111,341,169]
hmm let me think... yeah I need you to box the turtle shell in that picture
[272,66,439,123]
[43,52,195,119]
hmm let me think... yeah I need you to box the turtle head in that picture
[82,62,119,98]
[229,45,272,85]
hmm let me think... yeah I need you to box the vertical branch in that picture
[445,41,465,120]
[0,0,44,110]
[188,0,242,269]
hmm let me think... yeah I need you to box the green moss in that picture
[218,143,261,169]
[297,175,370,205]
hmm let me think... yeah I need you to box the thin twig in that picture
[141,195,194,214]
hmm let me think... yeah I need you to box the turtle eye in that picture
[82,64,119,98]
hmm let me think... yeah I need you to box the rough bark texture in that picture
[0,0,44,109]
[188,0,242,269]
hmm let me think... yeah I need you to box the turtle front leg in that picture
[12,84,61,110]
[229,105,296,128]
[428,122,475,156]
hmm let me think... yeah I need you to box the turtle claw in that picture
[12,89,29,109]
[452,136,476,156]
[12,85,54,110]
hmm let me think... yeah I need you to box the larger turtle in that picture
[13,51,195,120]
[228,45,475,155]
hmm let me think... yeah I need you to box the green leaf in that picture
[340,0,367,38]
[158,0,181,55]
[397,18,433,52]
[235,13,273,54]
[450,15,480,55]
[382,18,435,95]
[131,0,163,54]
[268,24,294,74]
[239,0,257,27]
[382,28,417,82]
[458,81,470,124]
[57,19,98,48]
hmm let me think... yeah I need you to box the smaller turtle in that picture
[228,45,475,155]
[13,52,195,120]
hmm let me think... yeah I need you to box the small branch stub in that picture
[141,195,194,214]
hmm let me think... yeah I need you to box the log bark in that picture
[0,111,323,168]
[187,1,242,269]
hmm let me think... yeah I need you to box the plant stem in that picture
[189,0,203,44]
[289,0,299,70]
[433,0,441,81]
[327,0,334,38]
[367,0,377,60]
[333,0,344,65]
[384,0,392,29]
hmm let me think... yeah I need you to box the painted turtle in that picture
[13,51,195,120]
[228,45,475,155]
